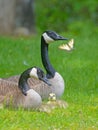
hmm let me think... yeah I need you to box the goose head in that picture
[29,67,51,85]
[42,30,68,44]
[19,67,51,96]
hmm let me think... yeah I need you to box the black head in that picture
[30,67,51,86]
[42,30,68,43]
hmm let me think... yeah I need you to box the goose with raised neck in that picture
[41,30,68,97]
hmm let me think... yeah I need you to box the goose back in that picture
[0,78,42,108]
[6,76,52,99]
[0,78,21,106]
[6,74,64,99]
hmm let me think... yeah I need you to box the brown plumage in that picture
[6,76,52,99]
[0,67,51,109]
[0,78,23,107]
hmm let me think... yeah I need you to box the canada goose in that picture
[0,67,50,109]
[6,31,68,99]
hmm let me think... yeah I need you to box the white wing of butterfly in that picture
[59,39,74,51]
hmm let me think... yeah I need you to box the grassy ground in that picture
[0,26,98,130]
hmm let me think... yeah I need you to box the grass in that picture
[0,25,98,130]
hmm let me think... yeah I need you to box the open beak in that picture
[41,76,51,86]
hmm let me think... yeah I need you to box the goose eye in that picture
[40,71,45,78]
[37,69,44,78]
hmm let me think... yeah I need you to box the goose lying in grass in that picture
[0,67,50,109]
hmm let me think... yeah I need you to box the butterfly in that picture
[59,39,74,51]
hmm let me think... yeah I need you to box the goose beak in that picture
[41,76,51,86]
[55,35,68,40]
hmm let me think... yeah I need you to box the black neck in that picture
[41,36,55,78]
[18,69,31,96]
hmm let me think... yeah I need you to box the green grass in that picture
[0,26,98,130]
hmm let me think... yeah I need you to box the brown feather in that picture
[0,78,42,108]
[5,75,52,99]
[0,78,23,106]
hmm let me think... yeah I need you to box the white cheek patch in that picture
[43,33,54,44]
[30,68,38,79]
